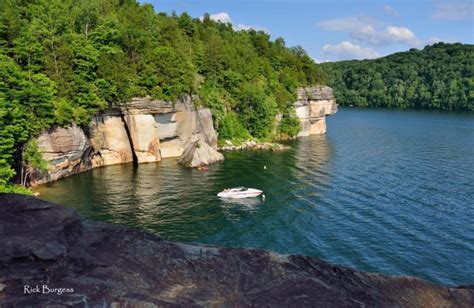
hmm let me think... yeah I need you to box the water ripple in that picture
[37,108,474,286]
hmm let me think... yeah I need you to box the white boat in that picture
[217,187,263,199]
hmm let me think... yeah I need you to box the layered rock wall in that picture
[30,125,100,186]
[295,86,337,136]
[88,109,134,166]
[31,86,337,185]
[31,96,223,186]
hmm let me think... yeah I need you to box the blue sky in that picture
[141,0,474,62]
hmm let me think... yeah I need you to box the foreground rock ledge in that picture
[0,195,472,307]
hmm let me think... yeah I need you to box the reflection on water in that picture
[37,108,474,286]
[37,135,333,242]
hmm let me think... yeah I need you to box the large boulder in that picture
[0,194,472,307]
[178,138,224,168]
[196,108,218,148]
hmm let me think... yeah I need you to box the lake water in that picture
[36,108,474,286]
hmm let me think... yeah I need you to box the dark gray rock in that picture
[0,194,472,307]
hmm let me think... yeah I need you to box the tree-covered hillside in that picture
[0,0,323,192]
[321,43,474,111]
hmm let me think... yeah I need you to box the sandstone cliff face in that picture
[31,96,223,186]
[88,109,134,166]
[122,96,220,162]
[295,86,337,136]
[1,194,472,307]
[31,86,337,185]
[30,124,101,186]
[121,97,174,163]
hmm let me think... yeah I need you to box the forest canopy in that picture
[0,0,323,192]
[321,43,474,111]
[1,1,472,193]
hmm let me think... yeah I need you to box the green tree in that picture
[322,43,474,111]
[0,0,327,191]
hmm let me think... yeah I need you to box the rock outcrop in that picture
[178,138,224,167]
[31,96,223,185]
[219,140,290,151]
[295,86,337,136]
[88,108,134,166]
[30,86,338,185]
[1,194,472,307]
[30,124,101,186]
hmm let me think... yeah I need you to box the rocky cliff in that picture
[0,194,472,307]
[30,86,336,185]
[31,124,102,184]
[30,97,223,186]
[295,86,337,136]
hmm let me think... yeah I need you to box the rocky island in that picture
[0,194,472,307]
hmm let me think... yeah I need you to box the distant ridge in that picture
[321,43,473,111]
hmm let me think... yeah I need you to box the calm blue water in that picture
[36,108,474,286]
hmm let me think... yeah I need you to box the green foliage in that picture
[0,54,55,192]
[322,43,474,111]
[278,111,301,138]
[22,139,47,172]
[236,81,278,139]
[0,0,325,190]
[219,112,251,143]
[0,183,32,194]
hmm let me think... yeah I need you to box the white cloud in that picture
[312,58,330,64]
[317,15,419,46]
[200,12,268,33]
[322,41,380,60]
[383,5,399,17]
[432,0,474,20]
[317,15,379,33]
[235,24,268,33]
[385,26,417,44]
[206,12,232,23]
[351,25,419,45]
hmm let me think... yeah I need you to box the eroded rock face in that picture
[30,124,101,186]
[0,194,472,307]
[31,96,224,185]
[122,96,219,162]
[89,109,134,166]
[124,113,162,163]
[121,97,176,163]
[295,86,337,137]
[196,108,218,148]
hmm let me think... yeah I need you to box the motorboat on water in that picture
[217,187,263,199]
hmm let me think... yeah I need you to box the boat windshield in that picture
[234,187,248,191]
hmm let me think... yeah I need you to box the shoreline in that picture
[219,140,291,151]
[0,194,472,306]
